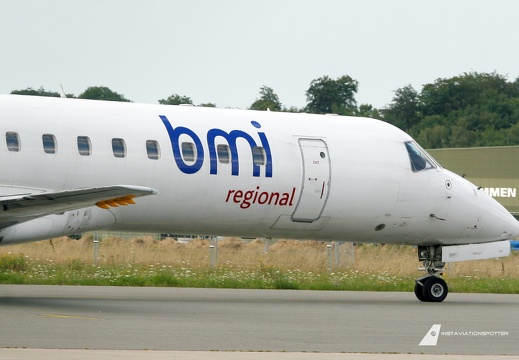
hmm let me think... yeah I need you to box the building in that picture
[429,146,519,217]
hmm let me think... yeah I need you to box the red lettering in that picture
[233,190,243,203]
[242,191,254,209]
[289,187,296,206]
[253,186,260,203]
[226,190,235,202]
[268,192,280,205]
[258,192,269,204]
[225,186,297,209]
[279,193,289,206]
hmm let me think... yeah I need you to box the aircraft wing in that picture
[0,185,157,229]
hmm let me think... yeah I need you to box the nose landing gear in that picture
[415,246,448,302]
[415,275,448,302]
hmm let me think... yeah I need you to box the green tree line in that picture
[382,72,519,148]
[11,71,519,148]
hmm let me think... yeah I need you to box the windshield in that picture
[405,141,438,172]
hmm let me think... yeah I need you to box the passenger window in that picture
[146,140,160,160]
[42,134,57,154]
[405,141,435,172]
[252,146,265,165]
[112,138,126,158]
[182,142,195,162]
[77,136,92,156]
[6,132,20,152]
[217,144,230,164]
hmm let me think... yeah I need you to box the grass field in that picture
[1,235,518,293]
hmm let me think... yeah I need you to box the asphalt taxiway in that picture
[0,285,518,358]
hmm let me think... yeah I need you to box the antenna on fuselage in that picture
[59,84,67,98]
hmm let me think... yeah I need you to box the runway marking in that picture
[37,313,101,320]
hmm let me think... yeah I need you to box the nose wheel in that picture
[415,276,448,302]
[415,245,448,302]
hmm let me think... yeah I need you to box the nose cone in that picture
[474,186,519,241]
[486,195,519,240]
[443,170,519,243]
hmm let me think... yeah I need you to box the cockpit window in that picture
[405,141,436,172]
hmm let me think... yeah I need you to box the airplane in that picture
[0,94,518,302]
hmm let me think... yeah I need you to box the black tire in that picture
[422,277,448,302]
[414,281,428,302]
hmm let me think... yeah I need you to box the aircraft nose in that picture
[500,211,519,239]
[484,194,519,240]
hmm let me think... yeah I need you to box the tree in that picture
[11,87,64,98]
[354,104,381,119]
[381,85,422,130]
[305,75,358,114]
[415,123,449,149]
[382,72,519,148]
[158,94,193,105]
[78,86,131,102]
[283,106,303,113]
[250,86,282,111]
[419,72,513,120]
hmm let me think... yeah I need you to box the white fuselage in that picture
[0,95,518,245]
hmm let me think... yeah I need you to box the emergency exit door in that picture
[291,139,331,222]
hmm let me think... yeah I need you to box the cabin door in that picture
[291,138,331,222]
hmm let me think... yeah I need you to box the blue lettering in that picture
[160,116,273,178]
[160,115,204,174]
[208,128,260,176]
[256,128,273,178]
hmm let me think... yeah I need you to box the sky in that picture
[1,0,518,110]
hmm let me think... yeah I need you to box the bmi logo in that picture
[419,324,441,346]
